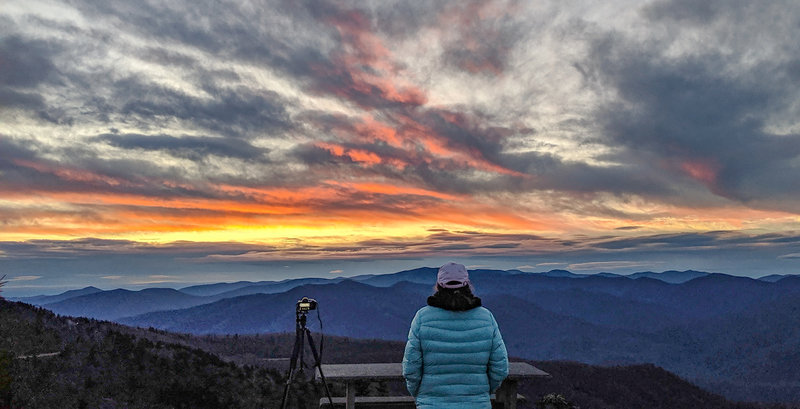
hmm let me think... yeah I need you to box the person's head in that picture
[434,262,474,293]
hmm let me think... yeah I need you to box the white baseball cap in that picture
[437,262,470,288]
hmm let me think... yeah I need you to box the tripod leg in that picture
[305,329,335,407]
[298,327,306,372]
[280,327,304,409]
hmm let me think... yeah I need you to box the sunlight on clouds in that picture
[2,0,799,276]
[9,275,43,282]
[238,63,362,120]
[121,222,436,246]
[130,275,177,285]
[568,261,660,271]
[2,0,87,28]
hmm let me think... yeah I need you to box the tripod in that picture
[280,310,335,409]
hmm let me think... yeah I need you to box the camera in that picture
[296,296,317,313]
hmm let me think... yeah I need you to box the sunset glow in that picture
[2,0,799,294]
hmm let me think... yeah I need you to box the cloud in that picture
[588,231,800,252]
[8,275,43,282]
[2,0,800,284]
[114,78,294,137]
[0,34,58,89]
[438,0,526,75]
[129,275,178,285]
[583,0,800,211]
[567,261,658,271]
[97,133,269,161]
[329,269,343,274]
[779,253,800,259]
[6,229,794,267]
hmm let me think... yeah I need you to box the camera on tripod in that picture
[296,296,317,313]
[282,296,334,409]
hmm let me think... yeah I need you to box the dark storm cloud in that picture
[373,1,526,75]
[642,0,750,24]
[0,238,276,259]
[0,18,292,138]
[294,108,624,196]
[0,35,58,88]
[5,230,797,265]
[0,137,240,201]
[5,1,564,199]
[439,2,526,75]
[290,144,339,166]
[582,0,800,211]
[64,0,332,84]
[308,103,677,199]
[0,32,59,114]
[136,47,198,68]
[0,89,47,112]
[590,231,800,252]
[59,0,427,130]
[98,133,268,161]
[114,77,293,137]
[4,0,800,226]
[372,2,446,37]
[427,231,547,243]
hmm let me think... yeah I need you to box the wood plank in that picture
[319,363,403,381]
[319,394,526,408]
[318,362,549,382]
[507,362,551,379]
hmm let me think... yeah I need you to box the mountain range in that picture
[6,298,795,409]
[11,268,800,403]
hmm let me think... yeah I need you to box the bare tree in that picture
[0,275,6,299]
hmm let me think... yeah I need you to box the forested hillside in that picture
[0,299,294,408]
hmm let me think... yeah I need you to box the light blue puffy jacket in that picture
[402,305,509,409]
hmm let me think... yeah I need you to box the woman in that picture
[402,262,509,409]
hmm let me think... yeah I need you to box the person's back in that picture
[402,263,508,409]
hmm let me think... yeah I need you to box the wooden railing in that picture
[317,362,549,409]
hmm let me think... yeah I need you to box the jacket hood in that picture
[427,287,482,311]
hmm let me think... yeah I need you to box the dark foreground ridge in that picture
[1,299,797,409]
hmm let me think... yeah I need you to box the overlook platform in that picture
[318,362,549,409]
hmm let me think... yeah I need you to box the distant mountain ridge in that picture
[44,288,212,321]
[5,298,789,409]
[10,286,103,305]
[19,268,794,306]
[16,268,799,325]
[17,267,800,403]
[115,271,800,403]
[628,269,710,283]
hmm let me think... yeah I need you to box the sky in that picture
[1,0,799,296]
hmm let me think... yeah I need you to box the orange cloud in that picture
[680,159,719,185]
[355,115,403,146]
[314,7,427,109]
[12,159,128,187]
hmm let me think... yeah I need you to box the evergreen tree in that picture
[0,349,12,405]
[537,393,578,409]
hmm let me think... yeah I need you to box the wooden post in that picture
[495,379,518,409]
[346,381,355,409]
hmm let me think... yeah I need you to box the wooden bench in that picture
[319,394,527,408]
[316,362,548,409]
